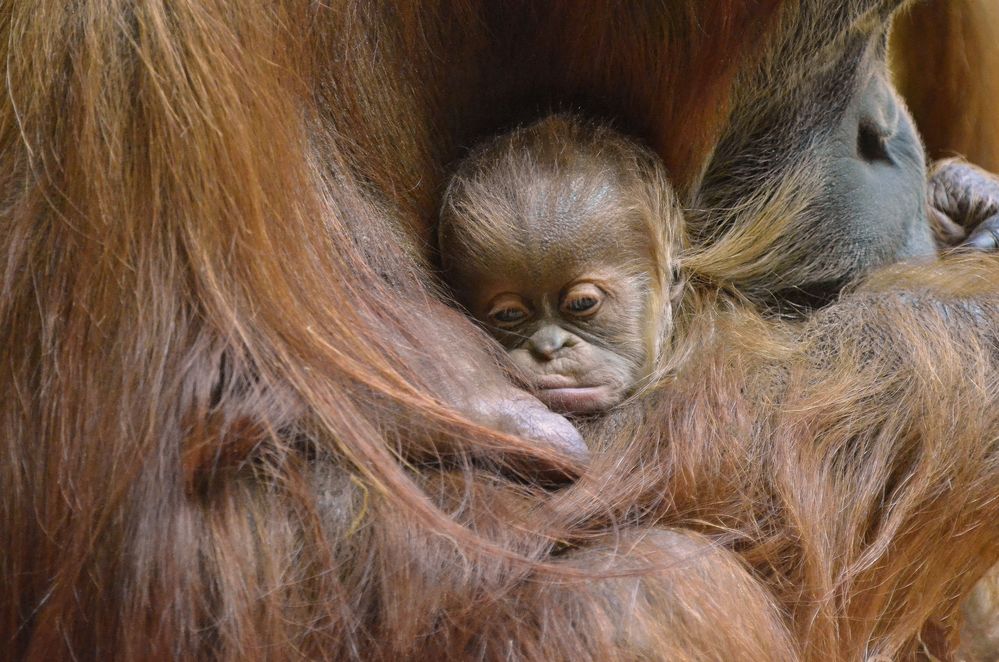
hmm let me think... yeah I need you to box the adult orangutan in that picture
[2,1,998,661]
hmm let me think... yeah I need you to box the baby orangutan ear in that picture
[642,263,686,383]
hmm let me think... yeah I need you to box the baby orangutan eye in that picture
[487,294,531,328]
[561,283,604,318]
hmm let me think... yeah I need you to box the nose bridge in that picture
[528,324,572,360]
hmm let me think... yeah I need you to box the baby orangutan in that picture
[439,115,683,415]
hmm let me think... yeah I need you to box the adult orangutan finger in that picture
[490,396,590,465]
[452,385,589,485]
[929,206,967,246]
[960,215,999,252]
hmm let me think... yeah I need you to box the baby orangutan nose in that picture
[528,326,576,361]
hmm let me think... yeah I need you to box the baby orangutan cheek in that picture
[508,344,638,415]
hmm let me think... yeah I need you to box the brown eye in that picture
[566,297,598,313]
[487,294,531,328]
[561,284,604,318]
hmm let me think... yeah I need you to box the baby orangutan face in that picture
[463,259,653,415]
[439,116,680,415]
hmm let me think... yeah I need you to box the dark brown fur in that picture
[2,1,998,660]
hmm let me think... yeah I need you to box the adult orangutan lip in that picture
[536,386,614,415]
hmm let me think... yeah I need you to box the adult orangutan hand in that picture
[928,158,999,251]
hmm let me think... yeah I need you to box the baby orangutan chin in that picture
[439,115,683,415]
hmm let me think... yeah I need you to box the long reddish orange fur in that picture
[2,1,997,660]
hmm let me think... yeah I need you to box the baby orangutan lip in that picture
[534,375,579,390]
[535,382,618,415]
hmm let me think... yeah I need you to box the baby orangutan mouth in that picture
[533,376,621,414]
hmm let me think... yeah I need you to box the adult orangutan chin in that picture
[1,1,997,660]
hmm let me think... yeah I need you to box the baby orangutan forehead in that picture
[447,167,650,282]
[527,174,624,254]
